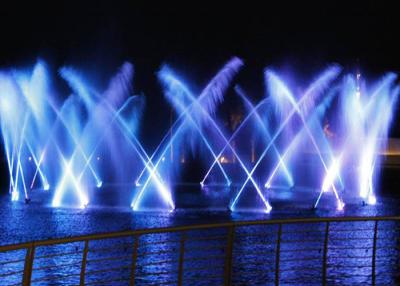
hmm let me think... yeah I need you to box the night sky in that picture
[1,0,399,145]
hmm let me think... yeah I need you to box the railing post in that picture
[130,235,140,286]
[177,231,186,286]
[275,224,282,286]
[22,243,35,286]
[224,226,235,286]
[322,221,330,286]
[372,220,378,286]
[80,240,89,286]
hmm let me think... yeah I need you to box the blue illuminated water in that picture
[1,192,399,246]
[1,190,399,285]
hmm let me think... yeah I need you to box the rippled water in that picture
[1,193,399,246]
[0,194,399,285]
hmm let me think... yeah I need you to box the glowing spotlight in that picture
[43,182,50,191]
[337,200,345,211]
[96,181,103,188]
[28,156,32,161]
[368,195,377,205]
[80,202,88,209]
[322,158,341,193]
[11,190,19,201]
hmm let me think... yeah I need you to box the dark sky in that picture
[0,0,399,140]
[1,1,399,69]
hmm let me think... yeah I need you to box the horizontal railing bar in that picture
[333,273,375,278]
[34,249,83,260]
[280,247,322,253]
[85,277,130,285]
[233,242,276,250]
[329,236,373,241]
[30,271,81,282]
[280,238,323,243]
[232,279,274,285]
[328,246,373,250]
[137,258,179,267]
[185,235,227,242]
[0,258,25,266]
[280,229,325,235]
[137,248,178,257]
[234,232,277,238]
[232,260,275,269]
[0,244,29,252]
[152,280,178,285]
[326,263,372,268]
[183,264,224,272]
[182,274,224,281]
[139,239,181,246]
[232,261,275,274]
[89,244,131,253]
[185,244,225,252]
[0,269,24,278]
[280,266,322,272]
[135,278,177,285]
[329,228,376,232]
[280,256,322,263]
[376,255,400,260]
[138,270,174,277]
[87,254,131,264]
[4,282,24,286]
[279,279,321,285]
[33,260,82,271]
[328,254,373,259]
[85,265,130,276]
[2,216,398,250]
[184,254,226,262]
[233,250,276,256]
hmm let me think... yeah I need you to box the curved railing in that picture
[1,216,399,285]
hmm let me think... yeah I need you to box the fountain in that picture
[0,59,398,211]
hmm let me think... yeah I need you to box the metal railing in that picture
[1,216,399,285]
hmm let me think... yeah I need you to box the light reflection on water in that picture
[0,195,399,245]
[0,195,399,285]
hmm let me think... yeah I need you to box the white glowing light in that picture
[337,200,345,211]
[368,195,377,205]
[322,158,341,193]
[43,182,50,191]
[11,190,19,201]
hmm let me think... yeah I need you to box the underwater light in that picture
[368,195,377,205]
[337,200,345,211]
[11,190,19,201]
[96,181,103,188]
